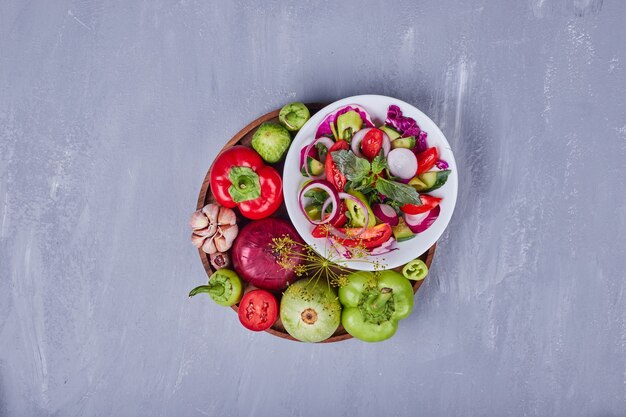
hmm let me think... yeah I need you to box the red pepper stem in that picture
[369,287,392,311]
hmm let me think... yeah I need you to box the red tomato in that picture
[237,290,278,332]
[401,195,442,215]
[325,140,349,191]
[326,201,348,228]
[361,128,384,160]
[416,147,439,175]
[312,223,392,250]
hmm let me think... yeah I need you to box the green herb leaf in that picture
[304,189,329,205]
[331,150,371,183]
[371,154,387,175]
[374,178,422,205]
[315,142,328,162]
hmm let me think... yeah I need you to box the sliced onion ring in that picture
[301,137,335,179]
[299,180,339,225]
[327,192,370,240]
[404,205,441,233]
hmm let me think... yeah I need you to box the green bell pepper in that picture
[338,270,414,342]
[402,258,428,281]
[189,268,243,307]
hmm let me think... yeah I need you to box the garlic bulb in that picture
[190,204,238,254]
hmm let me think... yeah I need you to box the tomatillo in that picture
[189,268,243,307]
[338,270,414,342]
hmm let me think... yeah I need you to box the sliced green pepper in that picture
[402,258,429,281]
[189,268,243,307]
[338,270,414,342]
[346,190,376,228]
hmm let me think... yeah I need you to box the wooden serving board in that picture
[196,103,437,343]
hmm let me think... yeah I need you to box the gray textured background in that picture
[1,0,625,416]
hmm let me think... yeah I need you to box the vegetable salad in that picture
[299,104,451,256]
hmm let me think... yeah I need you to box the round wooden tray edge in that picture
[195,103,438,343]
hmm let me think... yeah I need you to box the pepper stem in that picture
[368,287,392,311]
[189,282,225,298]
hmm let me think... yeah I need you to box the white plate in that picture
[283,95,458,271]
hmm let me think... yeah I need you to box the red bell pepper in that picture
[401,194,442,215]
[209,146,283,220]
[416,147,438,175]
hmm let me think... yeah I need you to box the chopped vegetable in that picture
[401,194,442,215]
[404,205,441,233]
[392,217,415,242]
[372,203,399,226]
[410,170,450,192]
[402,258,428,281]
[415,147,439,175]
[251,122,291,163]
[316,105,375,139]
[325,140,350,191]
[279,102,310,131]
[346,190,376,228]
[387,148,418,179]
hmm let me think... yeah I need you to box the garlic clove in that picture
[202,204,219,223]
[193,225,217,238]
[215,224,238,252]
[217,206,237,226]
[191,233,206,248]
[189,210,209,230]
[202,236,217,254]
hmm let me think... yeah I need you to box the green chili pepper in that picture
[338,270,414,342]
[402,258,429,281]
[189,268,243,307]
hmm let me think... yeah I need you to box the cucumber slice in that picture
[411,170,451,192]
[379,125,402,140]
[408,176,427,190]
[392,218,415,242]
[391,136,416,150]
[306,157,325,176]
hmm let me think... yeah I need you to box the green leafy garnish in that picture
[304,189,329,205]
[331,150,371,183]
[374,178,421,205]
[315,142,328,162]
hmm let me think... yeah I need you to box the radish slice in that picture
[387,148,418,179]
[298,180,339,225]
[370,237,399,255]
[372,203,399,226]
[404,206,441,233]
[351,128,391,159]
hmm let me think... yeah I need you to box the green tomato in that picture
[251,122,291,163]
[279,102,310,132]
[188,268,243,307]
[280,279,341,343]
